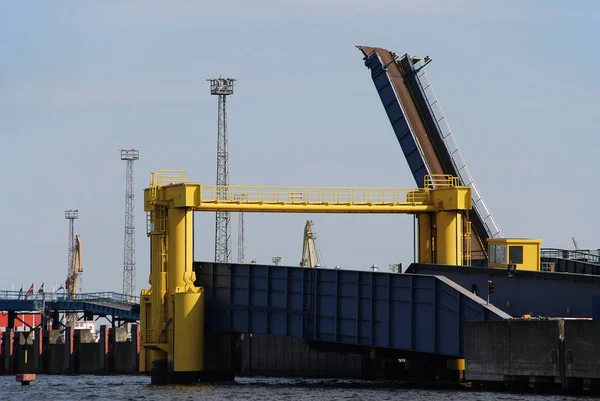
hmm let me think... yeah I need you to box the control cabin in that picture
[487,238,542,271]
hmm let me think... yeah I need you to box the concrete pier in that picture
[563,320,600,389]
[465,319,600,393]
[0,325,140,375]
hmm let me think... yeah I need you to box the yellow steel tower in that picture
[140,172,471,383]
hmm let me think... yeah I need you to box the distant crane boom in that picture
[66,234,82,298]
[572,237,579,250]
[300,220,322,268]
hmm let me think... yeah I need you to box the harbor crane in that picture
[300,220,323,268]
[65,235,82,298]
[65,234,82,324]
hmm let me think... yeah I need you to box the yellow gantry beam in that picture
[144,173,471,215]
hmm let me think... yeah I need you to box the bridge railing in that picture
[0,291,139,306]
[199,185,430,205]
[0,290,36,301]
[541,248,600,265]
[73,292,140,305]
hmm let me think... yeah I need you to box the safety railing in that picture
[146,210,166,236]
[541,248,600,264]
[141,329,170,345]
[80,292,140,305]
[0,291,140,306]
[146,212,153,236]
[150,170,187,187]
[141,329,154,344]
[424,174,459,189]
[413,63,503,239]
[0,290,37,301]
[198,185,430,205]
[149,171,187,204]
[463,221,472,266]
[467,250,489,267]
[541,262,556,272]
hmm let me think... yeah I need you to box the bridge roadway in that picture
[0,291,140,325]
[1,265,510,358]
[195,262,509,359]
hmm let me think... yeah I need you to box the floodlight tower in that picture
[235,193,246,263]
[121,149,139,297]
[208,77,236,263]
[65,209,78,290]
[238,211,245,264]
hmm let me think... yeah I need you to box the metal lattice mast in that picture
[65,210,78,289]
[121,149,139,297]
[235,195,246,263]
[238,212,245,263]
[208,77,235,263]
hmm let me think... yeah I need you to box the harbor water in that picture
[0,375,590,401]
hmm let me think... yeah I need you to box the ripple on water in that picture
[0,376,590,401]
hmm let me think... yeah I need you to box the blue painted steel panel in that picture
[593,296,600,320]
[363,52,428,187]
[0,300,36,311]
[195,262,507,357]
[51,301,139,321]
[0,300,139,321]
[407,263,600,318]
[542,257,600,275]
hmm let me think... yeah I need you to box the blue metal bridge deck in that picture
[358,46,503,256]
[2,264,514,359]
[0,291,140,323]
[195,262,509,358]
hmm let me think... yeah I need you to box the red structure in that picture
[0,312,41,330]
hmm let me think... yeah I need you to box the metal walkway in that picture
[195,262,509,358]
[358,46,503,256]
[541,248,600,275]
[0,291,140,323]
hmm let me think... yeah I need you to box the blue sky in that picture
[1,0,598,293]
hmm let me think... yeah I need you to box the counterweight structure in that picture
[208,77,236,263]
[121,149,139,298]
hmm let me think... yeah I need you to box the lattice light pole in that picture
[235,194,246,263]
[238,212,245,264]
[65,209,78,292]
[208,77,236,263]
[121,149,139,297]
